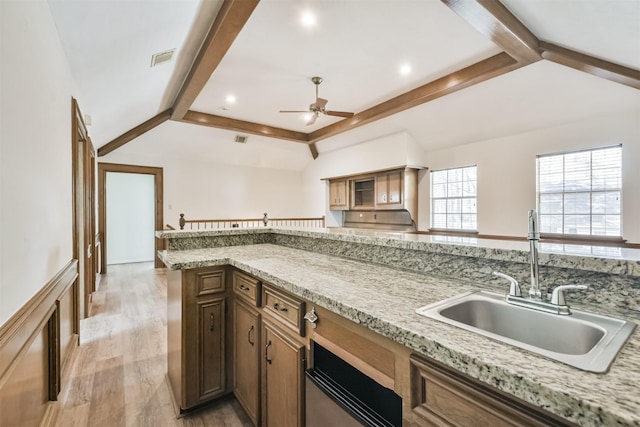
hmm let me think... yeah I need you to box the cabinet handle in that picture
[248,325,255,346]
[382,194,386,202]
[265,340,272,364]
[273,302,288,312]
[209,313,215,332]
[239,284,250,292]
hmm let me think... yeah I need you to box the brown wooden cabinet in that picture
[261,319,305,427]
[376,170,403,207]
[329,179,349,210]
[234,299,261,426]
[167,266,230,412]
[409,355,573,427]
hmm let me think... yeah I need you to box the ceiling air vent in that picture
[150,49,175,67]
[234,135,248,144]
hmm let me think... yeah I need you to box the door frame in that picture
[71,98,95,320]
[98,163,164,273]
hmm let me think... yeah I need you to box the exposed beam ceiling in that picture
[540,42,640,91]
[171,0,260,120]
[441,0,541,64]
[97,109,172,157]
[99,0,640,159]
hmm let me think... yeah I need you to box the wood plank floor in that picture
[56,262,253,427]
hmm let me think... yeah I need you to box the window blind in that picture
[537,145,621,236]
[431,166,477,230]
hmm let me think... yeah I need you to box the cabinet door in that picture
[234,300,261,426]
[262,320,305,427]
[329,180,348,210]
[376,171,402,206]
[199,298,226,401]
[387,170,402,204]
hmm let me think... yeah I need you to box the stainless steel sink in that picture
[416,291,636,373]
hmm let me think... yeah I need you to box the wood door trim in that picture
[98,163,165,272]
[97,109,172,157]
[171,0,260,120]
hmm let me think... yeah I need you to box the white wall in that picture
[106,172,155,264]
[302,132,427,227]
[0,1,76,325]
[102,151,308,228]
[420,111,640,242]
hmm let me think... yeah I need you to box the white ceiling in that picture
[47,0,640,169]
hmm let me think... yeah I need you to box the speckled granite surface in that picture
[157,227,640,311]
[159,243,640,427]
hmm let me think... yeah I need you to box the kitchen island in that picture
[157,227,640,427]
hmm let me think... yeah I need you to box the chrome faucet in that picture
[492,210,588,315]
[528,209,541,298]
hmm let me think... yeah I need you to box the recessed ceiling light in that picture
[399,63,412,76]
[226,94,236,104]
[301,10,316,27]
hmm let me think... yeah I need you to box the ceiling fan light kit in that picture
[280,76,355,126]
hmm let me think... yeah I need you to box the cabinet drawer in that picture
[233,271,261,306]
[193,267,226,297]
[262,284,305,337]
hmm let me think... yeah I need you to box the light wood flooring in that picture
[56,262,253,427]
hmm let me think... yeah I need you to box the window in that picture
[537,145,621,237]
[431,166,477,230]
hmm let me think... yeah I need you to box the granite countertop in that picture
[157,226,640,277]
[160,243,640,427]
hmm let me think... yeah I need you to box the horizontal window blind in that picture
[537,145,621,237]
[431,166,477,231]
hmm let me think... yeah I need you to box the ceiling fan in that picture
[280,76,355,126]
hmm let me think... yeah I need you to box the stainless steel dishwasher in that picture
[305,341,402,427]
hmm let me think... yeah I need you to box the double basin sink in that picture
[416,290,636,373]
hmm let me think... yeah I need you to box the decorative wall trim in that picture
[0,260,78,426]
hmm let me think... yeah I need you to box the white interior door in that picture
[106,172,155,265]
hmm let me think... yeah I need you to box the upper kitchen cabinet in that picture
[324,166,421,219]
[329,179,349,211]
[376,170,403,208]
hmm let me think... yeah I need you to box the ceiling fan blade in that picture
[315,98,328,109]
[306,113,318,126]
[326,110,354,118]
[280,110,310,113]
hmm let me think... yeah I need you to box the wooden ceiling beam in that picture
[97,109,172,157]
[171,0,260,120]
[180,110,310,143]
[307,52,518,144]
[540,41,640,90]
[441,0,541,64]
[309,143,319,160]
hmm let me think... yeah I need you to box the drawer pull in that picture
[248,325,255,346]
[209,313,214,332]
[273,302,288,312]
[265,340,272,364]
[239,284,250,292]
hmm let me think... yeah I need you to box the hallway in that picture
[56,263,252,427]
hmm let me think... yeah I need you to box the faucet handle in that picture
[493,272,522,297]
[550,285,588,306]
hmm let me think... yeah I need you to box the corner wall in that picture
[101,151,308,229]
[419,111,640,242]
[0,0,75,325]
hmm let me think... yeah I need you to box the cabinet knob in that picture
[265,340,273,364]
[273,302,288,312]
